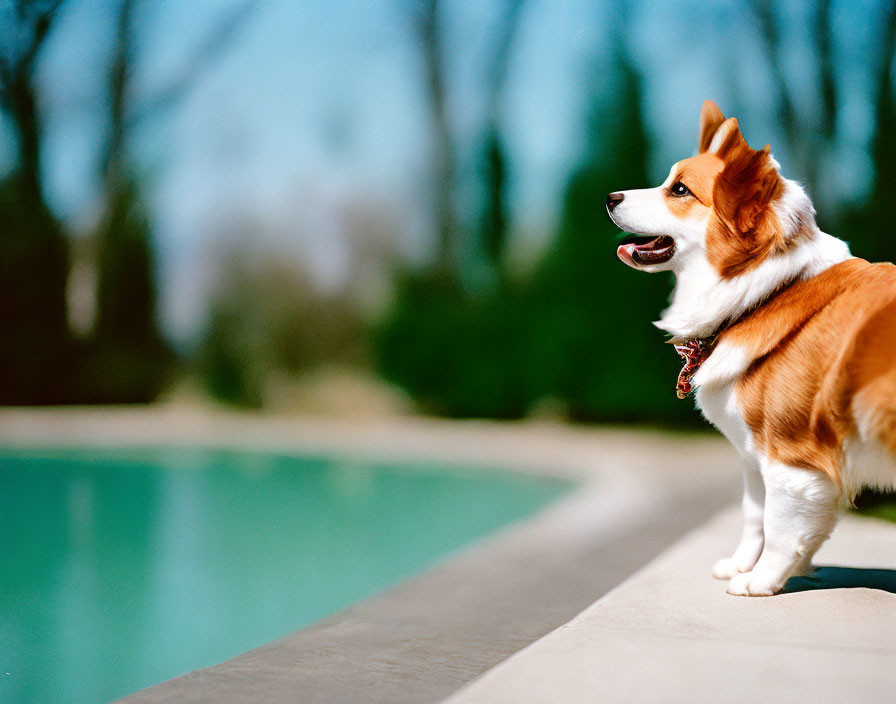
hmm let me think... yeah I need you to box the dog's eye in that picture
[669,181,692,197]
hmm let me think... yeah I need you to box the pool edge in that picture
[0,407,740,703]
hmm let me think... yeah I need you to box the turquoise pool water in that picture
[0,448,571,704]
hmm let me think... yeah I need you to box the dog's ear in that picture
[698,100,726,153]
[707,142,785,277]
[706,117,748,157]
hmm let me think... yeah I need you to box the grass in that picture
[853,490,896,523]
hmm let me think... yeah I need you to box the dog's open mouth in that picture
[617,234,675,266]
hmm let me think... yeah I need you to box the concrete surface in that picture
[0,407,742,703]
[447,506,896,704]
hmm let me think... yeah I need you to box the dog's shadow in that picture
[783,565,896,594]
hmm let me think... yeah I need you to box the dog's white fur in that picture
[606,150,896,596]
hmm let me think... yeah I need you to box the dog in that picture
[606,99,896,596]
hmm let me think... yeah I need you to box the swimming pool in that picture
[0,448,571,704]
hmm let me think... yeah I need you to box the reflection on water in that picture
[0,448,570,704]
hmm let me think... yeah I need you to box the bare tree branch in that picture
[102,0,136,188]
[0,0,64,105]
[0,0,72,404]
[872,0,896,127]
[479,0,526,270]
[813,0,836,141]
[749,0,799,155]
[411,0,459,272]
[484,0,525,123]
[0,0,66,208]
[128,0,259,128]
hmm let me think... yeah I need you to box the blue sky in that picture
[5,0,891,341]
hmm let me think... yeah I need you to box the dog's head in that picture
[606,100,810,276]
[605,100,848,340]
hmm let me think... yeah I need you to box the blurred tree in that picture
[411,0,460,273]
[83,0,168,402]
[525,44,690,424]
[0,0,256,404]
[839,1,896,265]
[199,252,367,407]
[378,0,534,418]
[477,0,526,276]
[0,0,74,404]
[813,0,837,146]
[82,0,258,402]
[375,270,530,418]
[751,1,803,178]
[750,0,836,220]
[479,130,507,269]
[749,0,896,257]
[376,42,697,424]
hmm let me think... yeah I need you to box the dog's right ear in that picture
[698,100,726,153]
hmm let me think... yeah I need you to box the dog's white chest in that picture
[695,382,755,459]
[692,341,756,459]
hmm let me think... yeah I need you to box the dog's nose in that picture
[606,192,624,212]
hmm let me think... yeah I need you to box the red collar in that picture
[668,277,804,399]
[673,338,716,399]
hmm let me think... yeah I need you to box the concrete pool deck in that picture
[0,407,741,702]
[448,506,896,704]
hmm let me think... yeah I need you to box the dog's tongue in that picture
[617,242,638,266]
[617,236,675,266]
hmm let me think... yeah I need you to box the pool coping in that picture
[0,407,741,703]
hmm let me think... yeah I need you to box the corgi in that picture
[606,99,896,596]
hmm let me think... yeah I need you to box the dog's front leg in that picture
[727,462,840,596]
[712,460,765,579]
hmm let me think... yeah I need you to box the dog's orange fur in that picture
[720,259,896,482]
[707,134,787,278]
[670,115,794,278]
[665,152,723,216]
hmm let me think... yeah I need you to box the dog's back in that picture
[720,258,896,492]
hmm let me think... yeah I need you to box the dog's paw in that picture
[712,557,744,580]
[726,570,784,597]
[791,558,814,578]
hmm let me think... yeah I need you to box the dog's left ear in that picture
[707,142,786,277]
[698,100,726,153]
